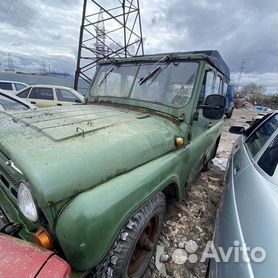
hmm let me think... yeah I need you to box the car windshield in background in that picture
[246,114,278,156]
[258,135,278,176]
[90,61,199,108]
[0,93,29,111]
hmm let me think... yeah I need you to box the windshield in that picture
[90,61,199,108]
[0,93,29,111]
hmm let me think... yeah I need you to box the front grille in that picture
[0,206,10,232]
[0,164,18,200]
[0,164,17,187]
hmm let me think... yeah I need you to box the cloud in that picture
[0,0,82,73]
[0,0,276,90]
[140,0,277,88]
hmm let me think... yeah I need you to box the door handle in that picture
[30,101,36,104]
[57,103,62,106]
[207,122,212,129]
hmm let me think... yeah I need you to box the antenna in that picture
[74,0,144,90]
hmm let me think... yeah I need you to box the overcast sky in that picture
[0,0,277,92]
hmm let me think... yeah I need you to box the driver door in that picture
[188,68,220,180]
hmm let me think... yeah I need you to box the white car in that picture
[17,85,85,108]
[0,80,29,94]
[0,90,36,111]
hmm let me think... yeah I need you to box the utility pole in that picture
[95,9,106,58]
[237,61,245,92]
[40,58,47,74]
[7,53,15,72]
[74,0,144,91]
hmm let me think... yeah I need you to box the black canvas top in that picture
[136,50,230,79]
[101,50,230,79]
[184,50,230,79]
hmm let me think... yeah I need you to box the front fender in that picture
[55,148,189,271]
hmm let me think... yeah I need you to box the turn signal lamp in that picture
[34,228,53,250]
[175,137,184,147]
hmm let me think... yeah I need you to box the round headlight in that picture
[18,183,38,222]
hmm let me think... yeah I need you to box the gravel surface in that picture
[151,108,260,278]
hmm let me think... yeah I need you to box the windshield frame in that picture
[88,59,202,118]
[0,92,31,111]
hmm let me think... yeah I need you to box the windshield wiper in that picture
[147,63,171,86]
[98,67,114,87]
[138,55,170,86]
[138,66,161,85]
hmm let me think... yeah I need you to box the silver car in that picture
[0,90,36,111]
[209,112,278,278]
[0,80,29,94]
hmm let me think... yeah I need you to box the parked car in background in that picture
[0,80,29,94]
[0,90,36,111]
[209,112,278,278]
[225,84,234,118]
[0,233,71,278]
[17,85,85,107]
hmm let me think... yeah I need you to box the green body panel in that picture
[56,147,188,270]
[0,52,228,271]
[0,105,181,206]
[55,122,222,271]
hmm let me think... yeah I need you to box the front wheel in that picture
[93,192,166,278]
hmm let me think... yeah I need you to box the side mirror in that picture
[202,94,226,120]
[229,126,245,134]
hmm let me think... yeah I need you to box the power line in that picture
[1,0,15,24]
[7,0,48,45]
[8,0,56,46]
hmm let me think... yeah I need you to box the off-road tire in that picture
[92,192,166,278]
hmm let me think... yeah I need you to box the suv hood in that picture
[0,105,181,206]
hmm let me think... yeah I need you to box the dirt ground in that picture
[151,108,261,278]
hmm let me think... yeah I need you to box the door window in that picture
[0,82,13,90]
[213,75,221,94]
[246,114,278,156]
[258,135,278,176]
[204,70,214,98]
[17,88,31,98]
[199,69,217,105]
[29,88,54,100]
[56,89,80,102]
[15,83,27,91]
[223,82,228,96]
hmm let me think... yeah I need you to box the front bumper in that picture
[0,233,71,278]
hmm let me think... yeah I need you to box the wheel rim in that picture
[128,215,159,277]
